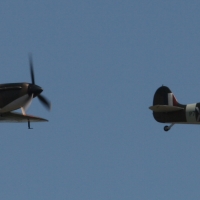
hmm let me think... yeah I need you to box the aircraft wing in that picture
[0,112,48,123]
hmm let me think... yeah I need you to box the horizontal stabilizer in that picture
[149,105,184,112]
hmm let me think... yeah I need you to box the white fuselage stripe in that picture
[186,103,196,122]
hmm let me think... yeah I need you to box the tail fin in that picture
[153,86,179,106]
[150,86,184,123]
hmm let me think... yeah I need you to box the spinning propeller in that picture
[22,55,51,114]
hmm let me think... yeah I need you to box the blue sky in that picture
[0,1,200,199]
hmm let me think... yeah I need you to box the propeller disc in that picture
[28,55,51,111]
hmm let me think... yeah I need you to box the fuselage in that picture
[153,103,200,124]
[0,83,42,113]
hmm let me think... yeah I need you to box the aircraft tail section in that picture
[153,86,179,106]
[149,86,186,123]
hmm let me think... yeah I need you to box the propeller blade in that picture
[38,94,51,110]
[29,54,35,85]
[28,55,51,112]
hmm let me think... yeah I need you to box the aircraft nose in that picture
[28,84,43,96]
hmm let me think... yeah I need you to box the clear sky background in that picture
[0,1,200,199]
